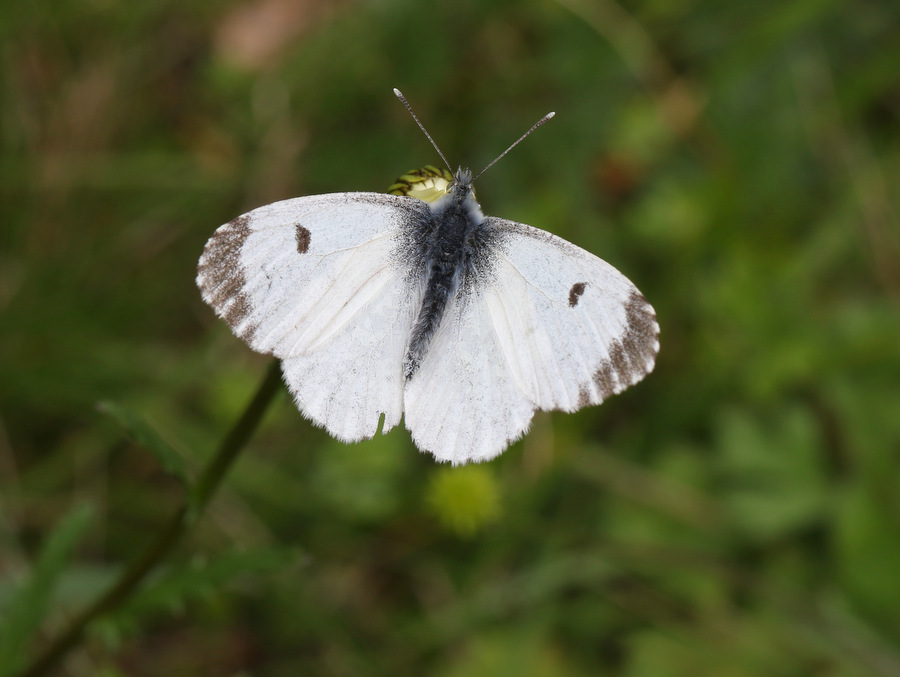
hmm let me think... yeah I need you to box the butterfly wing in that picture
[197,193,429,441]
[403,286,537,464]
[404,217,659,464]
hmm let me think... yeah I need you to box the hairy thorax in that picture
[401,175,496,379]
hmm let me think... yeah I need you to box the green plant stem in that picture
[19,359,283,677]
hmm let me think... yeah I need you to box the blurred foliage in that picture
[0,506,93,676]
[2,0,900,674]
[426,465,502,536]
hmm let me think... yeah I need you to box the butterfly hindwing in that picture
[279,254,425,441]
[197,192,429,441]
[404,286,537,464]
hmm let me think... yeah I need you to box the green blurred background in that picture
[2,0,900,675]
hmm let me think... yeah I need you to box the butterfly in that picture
[197,89,659,465]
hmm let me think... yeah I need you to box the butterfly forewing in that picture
[483,218,659,409]
[197,193,430,441]
[198,193,428,355]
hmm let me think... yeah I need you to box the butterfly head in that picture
[392,88,553,220]
[438,167,483,221]
[449,168,474,199]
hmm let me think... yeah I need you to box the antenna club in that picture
[394,89,453,173]
[473,109,557,181]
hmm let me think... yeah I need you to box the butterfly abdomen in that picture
[402,189,494,380]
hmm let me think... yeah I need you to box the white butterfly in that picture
[197,90,659,465]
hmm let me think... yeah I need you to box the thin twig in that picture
[19,359,283,677]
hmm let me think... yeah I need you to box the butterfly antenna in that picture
[393,88,453,173]
[474,111,555,181]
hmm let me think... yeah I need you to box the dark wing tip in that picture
[196,214,257,343]
[590,290,659,403]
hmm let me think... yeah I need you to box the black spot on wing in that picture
[295,225,310,253]
[196,214,258,343]
[569,282,587,307]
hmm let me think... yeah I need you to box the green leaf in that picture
[834,480,900,628]
[97,400,189,487]
[0,505,94,676]
[715,405,828,541]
